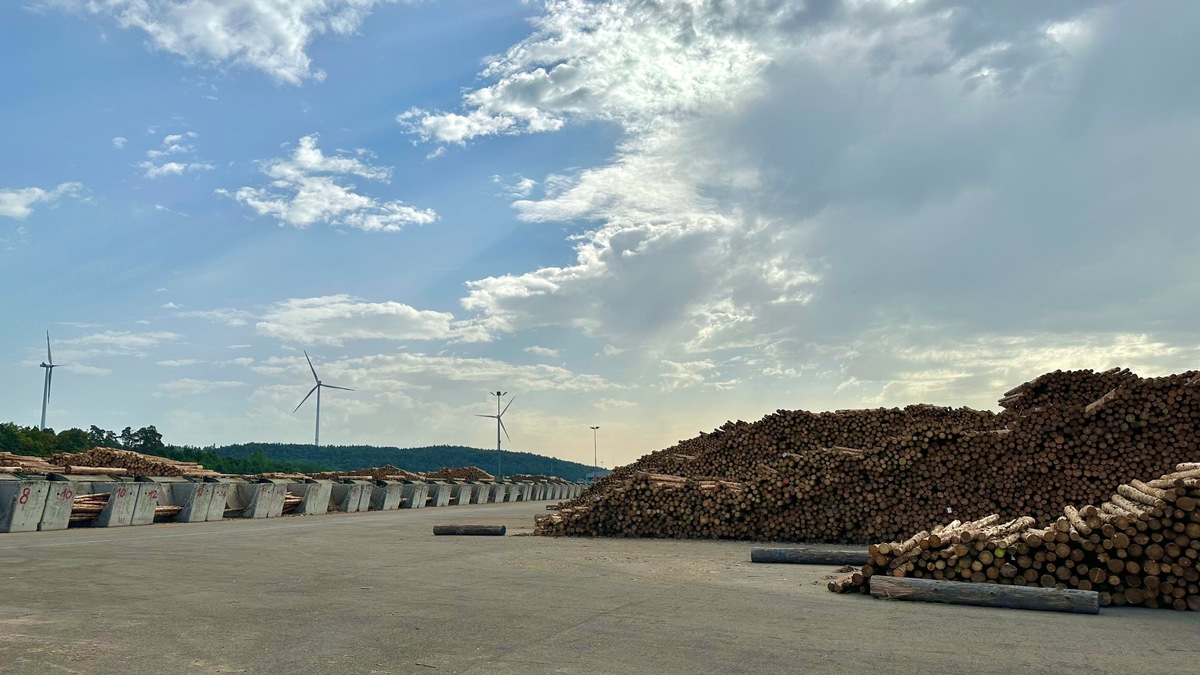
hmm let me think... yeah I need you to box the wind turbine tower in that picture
[293,351,353,447]
[476,391,514,478]
[39,331,61,431]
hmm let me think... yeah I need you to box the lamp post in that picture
[590,425,600,482]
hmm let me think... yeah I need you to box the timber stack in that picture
[48,447,219,478]
[536,368,1200,543]
[309,465,424,481]
[836,462,1200,610]
[425,466,496,481]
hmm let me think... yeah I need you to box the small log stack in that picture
[837,463,1200,611]
[49,447,218,478]
[425,466,496,482]
[70,493,109,522]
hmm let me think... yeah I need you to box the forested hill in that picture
[200,443,594,481]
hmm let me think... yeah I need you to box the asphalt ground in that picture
[2,502,1198,674]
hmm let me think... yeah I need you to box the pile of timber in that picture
[0,451,61,474]
[508,474,564,484]
[48,447,219,478]
[535,369,1200,543]
[832,462,1200,611]
[70,493,108,522]
[309,465,424,481]
[424,466,496,482]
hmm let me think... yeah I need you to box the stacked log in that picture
[70,493,109,522]
[535,369,1200,544]
[49,447,218,477]
[0,451,63,474]
[425,466,496,482]
[309,465,425,481]
[841,463,1200,611]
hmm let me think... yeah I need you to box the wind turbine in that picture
[476,391,514,478]
[293,351,353,447]
[39,331,61,431]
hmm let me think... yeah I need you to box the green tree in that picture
[88,425,118,448]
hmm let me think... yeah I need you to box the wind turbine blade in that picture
[293,385,319,413]
[500,396,516,417]
[499,417,511,443]
[323,384,354,391]
[46,331,53,365]
[46,369,53,403]
[475,414,497,419]
[304,351,319,382]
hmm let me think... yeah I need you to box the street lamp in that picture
[590,425,600,482]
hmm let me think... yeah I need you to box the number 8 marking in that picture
[18,486,30,505]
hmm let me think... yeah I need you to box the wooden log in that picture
[432,525,506,536]
[869,576,1100,614]
[751,547,870,566]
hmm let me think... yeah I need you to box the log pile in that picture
[0,451,63,474]
[424,466,496,482]
[507,474,564,484]
[309,465,425,481]
[70,493,109,522]
[48,447,219,477]
[535,369,1200,544]
[838,462,1200,611]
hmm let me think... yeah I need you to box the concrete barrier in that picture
[38,481,77,531]
[169,482,214,523]
[351,481,374,512]
[206,482,234,521]
[470,483,490,504]
[237,482,287,519]
[370,481,404,511]
[331,483,366,512]
[1,480,51,533]
[94,482,139,527]
[450,483,474,505]
[288,481,333,515]
[486,483,504,503]
[130,482,163,525]
[401,482,429,508]
[426,483,452,507]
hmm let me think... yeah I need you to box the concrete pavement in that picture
[1,502,1197,674]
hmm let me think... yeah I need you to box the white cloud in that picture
[176,307,254,326]
[112,136,127,148]
[157,378,246,397]
[140,131,213,178]
[157,358,203,366]
[220,134,437,231]
[523,345,559,359]
[0,182,83,219]
[60,330,181,354]
[60,1,416,85]
[660,359,716,392]
[256,294,487,345]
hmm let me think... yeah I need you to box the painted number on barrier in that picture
[147,490,159,499]
[61,489,74,500]
[17,486,31,505]
[117,487,127,498]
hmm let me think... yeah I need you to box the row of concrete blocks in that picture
[0,479,585,533]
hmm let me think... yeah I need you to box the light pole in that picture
[590,425,600,482]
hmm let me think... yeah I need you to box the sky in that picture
[3,0,1198,468]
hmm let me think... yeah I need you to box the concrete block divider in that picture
[469,483,490,504]
[331,483,366,513]
[352,481,374,512]
[238,481,287,519]
[426,483,452,507]
[38,481,77,531]
[204,481,235,521]
[450,483,474,505]
[130,482,163,526]
[288,481,333,515]
[170,481,215,523]
[1,480,51,533]
[401,482,428,509]
[94,482,139,527]
[370,481,404,511]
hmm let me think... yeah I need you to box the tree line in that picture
[1,423,595,480]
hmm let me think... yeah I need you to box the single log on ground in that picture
[433,524,506,536]
[869,576,1100,614]
[751,547,870,566]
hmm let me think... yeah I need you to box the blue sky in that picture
[3,1,1198,468]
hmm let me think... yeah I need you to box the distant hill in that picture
[198,442,595,482]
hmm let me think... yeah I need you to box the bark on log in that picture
[751,547,870,566]
[432,525,506,536]
[869,576,1100,614]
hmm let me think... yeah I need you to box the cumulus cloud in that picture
[112,136,127,148]
[57,1,415,85]
[256,294,487,345]
[407,0,1200,410]
[176,307,255,326]
[0,182,83,219]
[157,358,203,366]
[139,131,213,178]
[219,134,437,231]
[524,345,559,359]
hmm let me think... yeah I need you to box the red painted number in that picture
[61,489,74,500]
[117,487,127,498]
[17,487,30,505]
[148,490,159,499]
